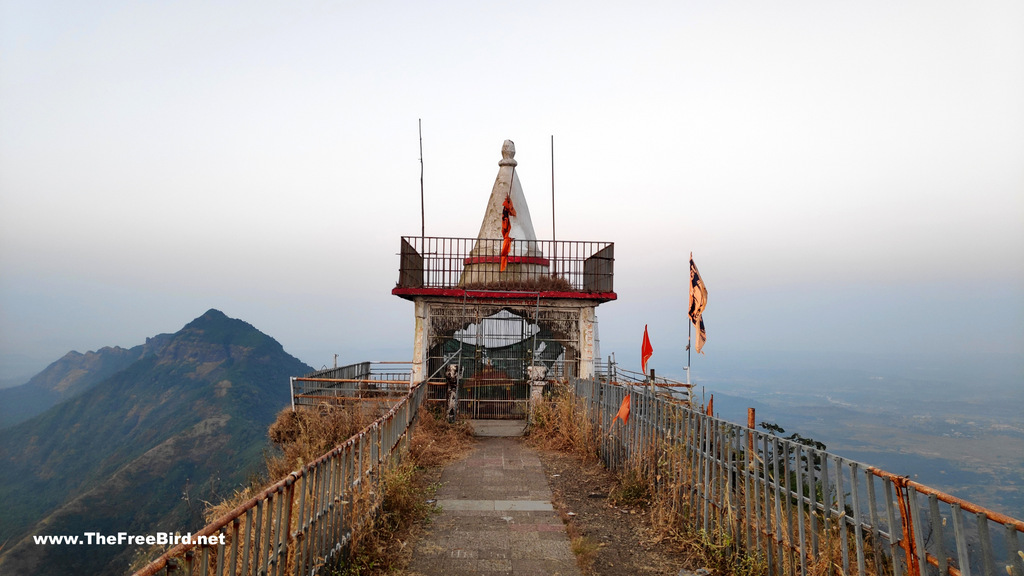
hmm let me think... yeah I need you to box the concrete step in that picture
[469,419,527,437]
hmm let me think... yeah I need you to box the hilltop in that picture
[0,309,312,576]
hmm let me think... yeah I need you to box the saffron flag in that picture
[612,393,631,425]
[641,325,653,374]
[500,193,516,271]
[689,254,708,354]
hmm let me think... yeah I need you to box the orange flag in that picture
[612,394,631,425]
[500,193,516,271]
[689,255,708,354]
[641,325,653,374]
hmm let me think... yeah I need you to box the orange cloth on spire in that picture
[500,194,517,271]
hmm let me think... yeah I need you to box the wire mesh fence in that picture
[573,377,1024,576]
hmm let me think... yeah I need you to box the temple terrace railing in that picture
[291,362,412,409]
[393,236,614,296]
[572,377,1024,576]
[132,382,426,576]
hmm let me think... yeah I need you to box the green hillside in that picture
[0,335,173,429]
[0,309,312,575]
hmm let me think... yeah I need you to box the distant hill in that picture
[0,335,174,429]
[0,309,313,576]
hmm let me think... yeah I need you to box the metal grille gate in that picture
[425,301,580,420]
[427,309,534,419]
[461,310,530,419]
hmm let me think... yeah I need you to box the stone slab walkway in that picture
[408,436,581,576]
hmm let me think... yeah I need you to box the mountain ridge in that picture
[0,334,175,429]
[0,308,313,576]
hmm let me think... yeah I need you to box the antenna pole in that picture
[550,135,556,242]
[419,119,425,241]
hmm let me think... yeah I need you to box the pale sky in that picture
[1,0,1022,382]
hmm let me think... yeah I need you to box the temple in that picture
[393,140,616,419]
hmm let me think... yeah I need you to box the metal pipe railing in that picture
[133,382,426,576]
[291,362,413,409]
[571,377,1024,576]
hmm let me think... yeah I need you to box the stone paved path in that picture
[407,436,581,576]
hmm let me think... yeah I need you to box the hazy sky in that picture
[1,0,1022,382]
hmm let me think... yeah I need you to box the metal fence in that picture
[597,361,694,405]
[395,236,614,294]
[291,362,412,409]
[133,382,426,576]
[573,378,1024,576]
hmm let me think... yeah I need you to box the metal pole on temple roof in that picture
[419,118,425,241]
[551,134,556,242]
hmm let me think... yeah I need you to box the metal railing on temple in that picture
[572,377,1024,576]
[394,236,614,294]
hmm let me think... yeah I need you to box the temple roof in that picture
[392,139,615,303]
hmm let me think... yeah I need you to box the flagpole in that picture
[686,252,692,385]
[687,319,691,385]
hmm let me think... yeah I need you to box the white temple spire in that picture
[462,140,546,286]
[473,140,539,246]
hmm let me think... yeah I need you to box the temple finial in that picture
[499,140,517,167]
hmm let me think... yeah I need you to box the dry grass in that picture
[532,389,769,576]
[462,274,574,293]
[408,404,476,468]
[803,522,892,576]
[339,460,429,576]
[608,467,652,507]
[550,483,604,574]
[198,404,362,526]
[187,402,476,576]
[182,403,385,576]
[630,438,769,576]
[571,535,603,572]
[335,405,476,576]
[265,402,382,479]
[526,381,600,461]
